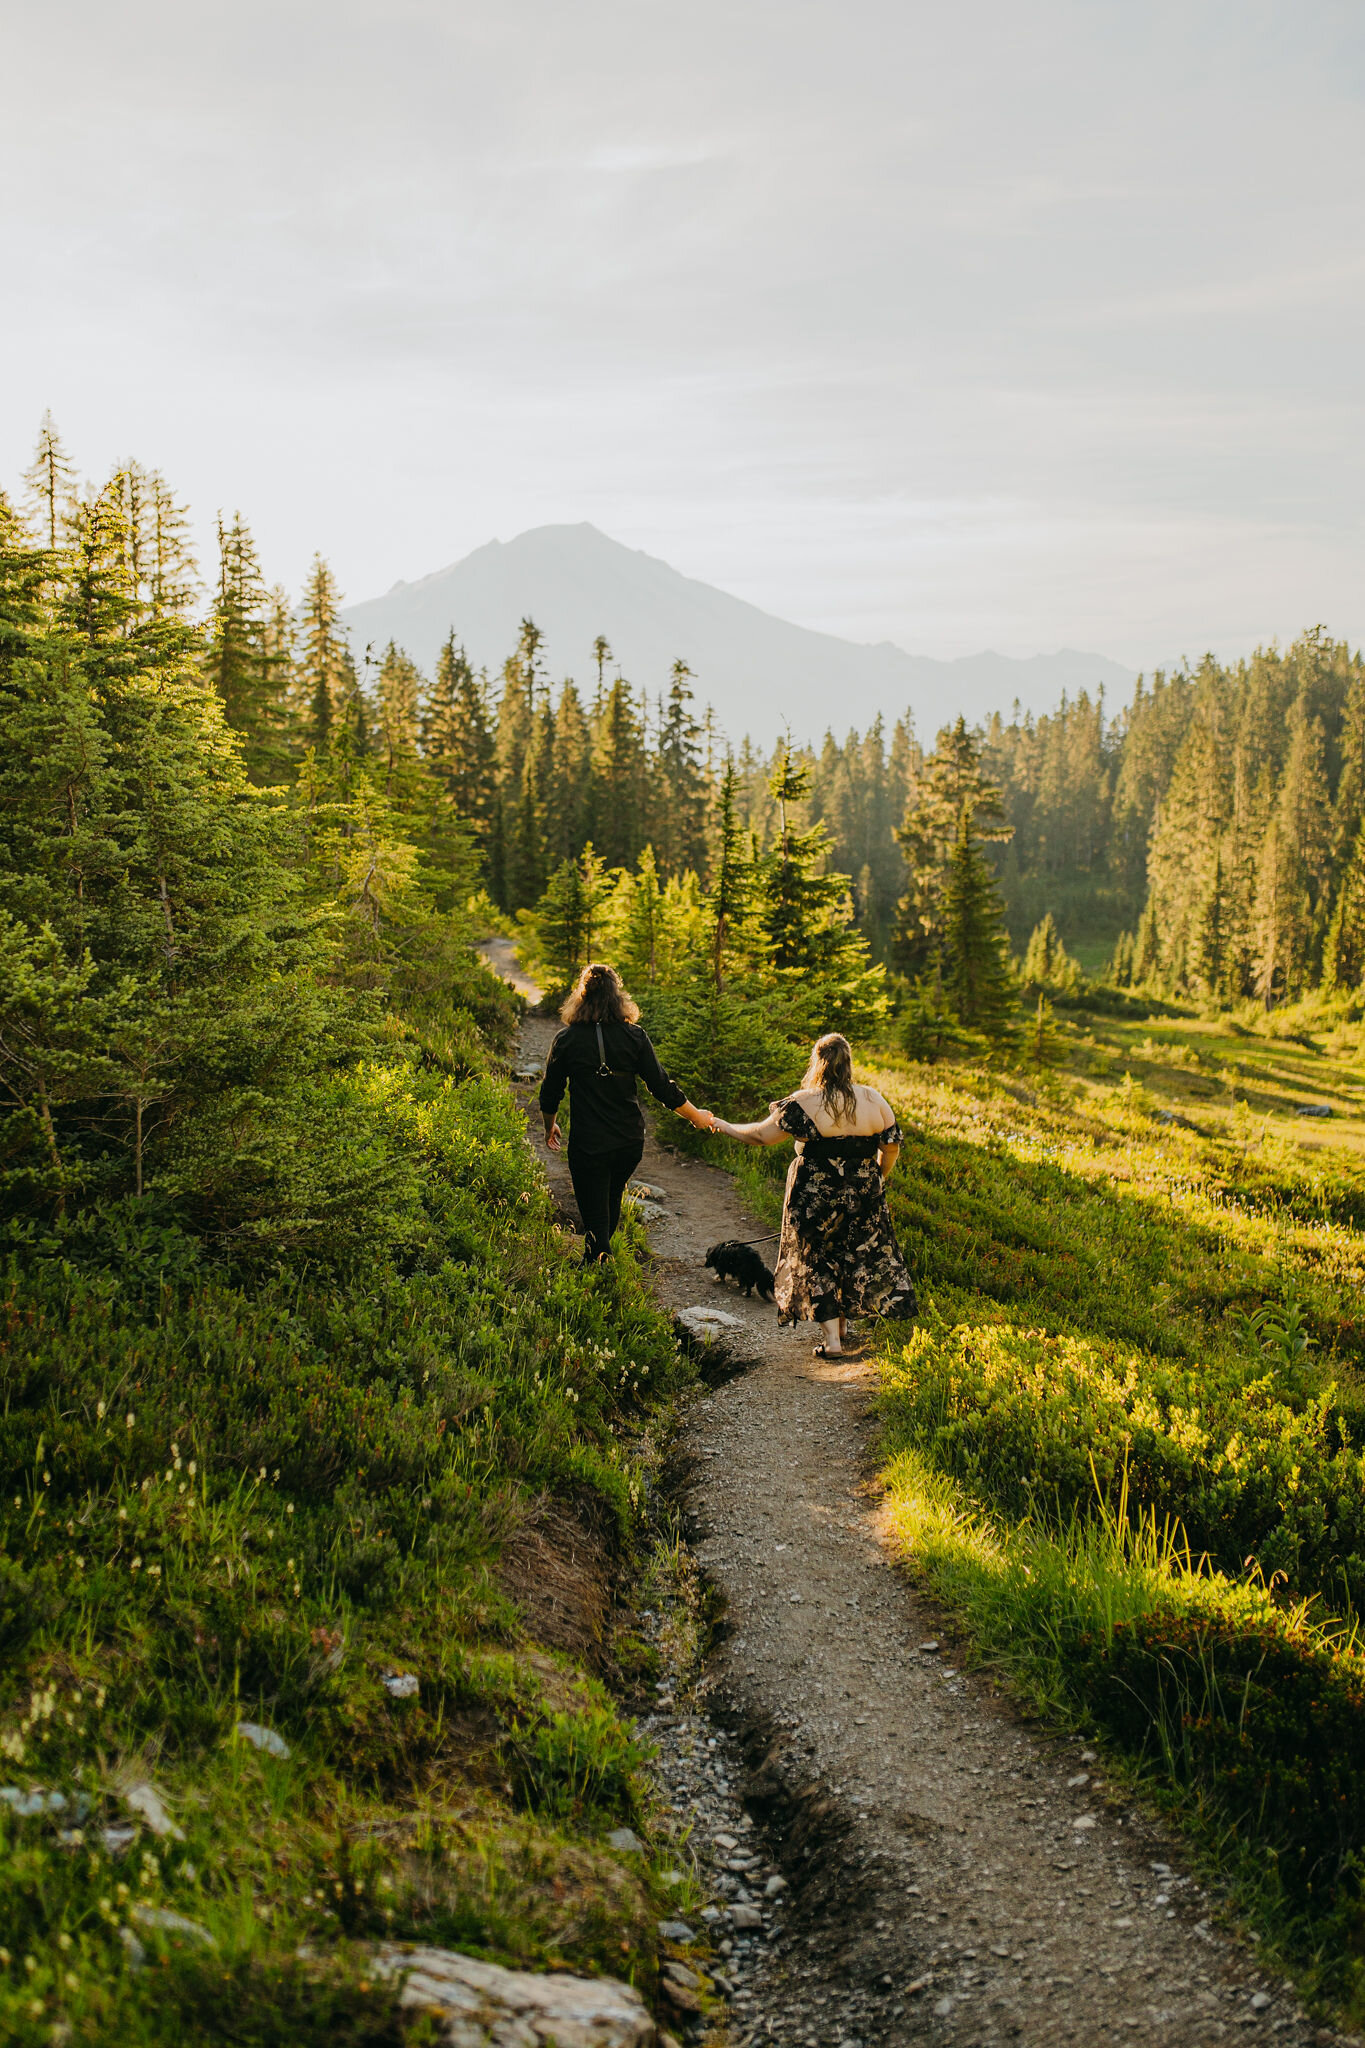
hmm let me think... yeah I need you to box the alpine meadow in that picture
[9,411,1365,2047]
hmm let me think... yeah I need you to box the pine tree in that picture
[23,412,75,551]
[894,716,1011,973]
[592,677,649,869]
[1020,912,1078,992]
[527,845,614,990]
[757,740,853,973]
[1324,820,1365,991]
[423,634,496,836]
[204,514,290,777]
[707,757,751,991]
[376,641,422,785]
[546,681,592,864]
[656,660,708,875]
[1133,900,1161,986]
[297,556,350,750]
[1195,849,1228,997]
[940,804,1014,1033]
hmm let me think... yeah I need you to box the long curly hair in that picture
[561,961,640,1027]
[801,1032,858,1125]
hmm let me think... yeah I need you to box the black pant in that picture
[567,1142,645,1262]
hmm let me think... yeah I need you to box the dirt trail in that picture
[503,991,1335,2048]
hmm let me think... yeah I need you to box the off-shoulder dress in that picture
[771,1099,917,1327]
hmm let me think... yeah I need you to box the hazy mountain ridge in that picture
[341,522,1134,738]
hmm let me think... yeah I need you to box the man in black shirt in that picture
[538,962,716,1263]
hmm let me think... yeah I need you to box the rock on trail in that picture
[497,986,1339,2048]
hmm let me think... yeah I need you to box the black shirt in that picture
[539,1019,687,1154]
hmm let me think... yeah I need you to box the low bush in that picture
[881,1318,1365,1609]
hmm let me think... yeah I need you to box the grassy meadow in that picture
[718,993,1365,2019]
[0,1048,707,2045]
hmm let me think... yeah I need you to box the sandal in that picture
[812,1342,843,1358]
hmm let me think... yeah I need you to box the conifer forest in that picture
[11,422,1365,2045]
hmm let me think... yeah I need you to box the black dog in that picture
[704,1239,776,1300]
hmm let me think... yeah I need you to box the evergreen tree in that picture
[546,681,592,864]
[376,641,422,783]
[591,677,649,869]
[757,740,855,973]
[656,660,708,876]
[1324,820,1365,991]
[940,804,1014,1033]
[22,411,75,551]
[297,555,350,750]
[894,716,1011,973]
[707,757,751,991]
[423,634,496,836]
[203,513,289,777]
[1020,912,1078,993]
[526,844,614,990]
[1193,849,1228,997]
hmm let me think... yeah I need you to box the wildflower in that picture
[126,1414,134,1431]
[0,1947,8,1964]
[96,1401,106,1420]
[258,1468,266,1481]
[118,1507,127,1520]
[65,1970,79,1991]
[171,1444,179,1460]
[187,1461,196,1478]
[57,1934,71,1952]
[286,1504,294,1516]
[130,1557,142,1573]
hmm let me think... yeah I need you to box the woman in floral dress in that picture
[710,1032,916,1356]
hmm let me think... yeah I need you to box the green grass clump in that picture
[879,1447,1365,2007]
[881,1315,1365,1609]
[0,1054,691,2044]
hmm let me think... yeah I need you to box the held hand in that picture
[546,1119,564,1153]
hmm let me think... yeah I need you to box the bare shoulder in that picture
[860,1084,896,1122]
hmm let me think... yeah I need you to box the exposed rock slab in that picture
[371,1944,658,2047]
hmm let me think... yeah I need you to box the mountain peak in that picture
[342,526,1133,738]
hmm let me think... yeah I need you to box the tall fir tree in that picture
[423,634,496,837]
[22,412,75,552]
[656,660,708,876]
[893,716,1011,973]
[203,513,290,778]
[297,555,350,750]
[940,804,1014,1034]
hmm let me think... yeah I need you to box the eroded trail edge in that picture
[509,1008,1334,2048]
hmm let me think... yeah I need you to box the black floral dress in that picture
[772,1100,917,1327]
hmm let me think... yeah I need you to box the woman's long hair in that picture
[802,1032,858,1125]
[561,961,640,1027]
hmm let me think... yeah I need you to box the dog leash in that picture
[728,1233,779,1247]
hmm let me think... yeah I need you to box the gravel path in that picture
[505,999,1345,2048]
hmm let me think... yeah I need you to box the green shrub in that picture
[1077,1597,1365,1912]
[880,1318,1365,1607]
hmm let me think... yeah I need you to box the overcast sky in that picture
[3,0,1362,666]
